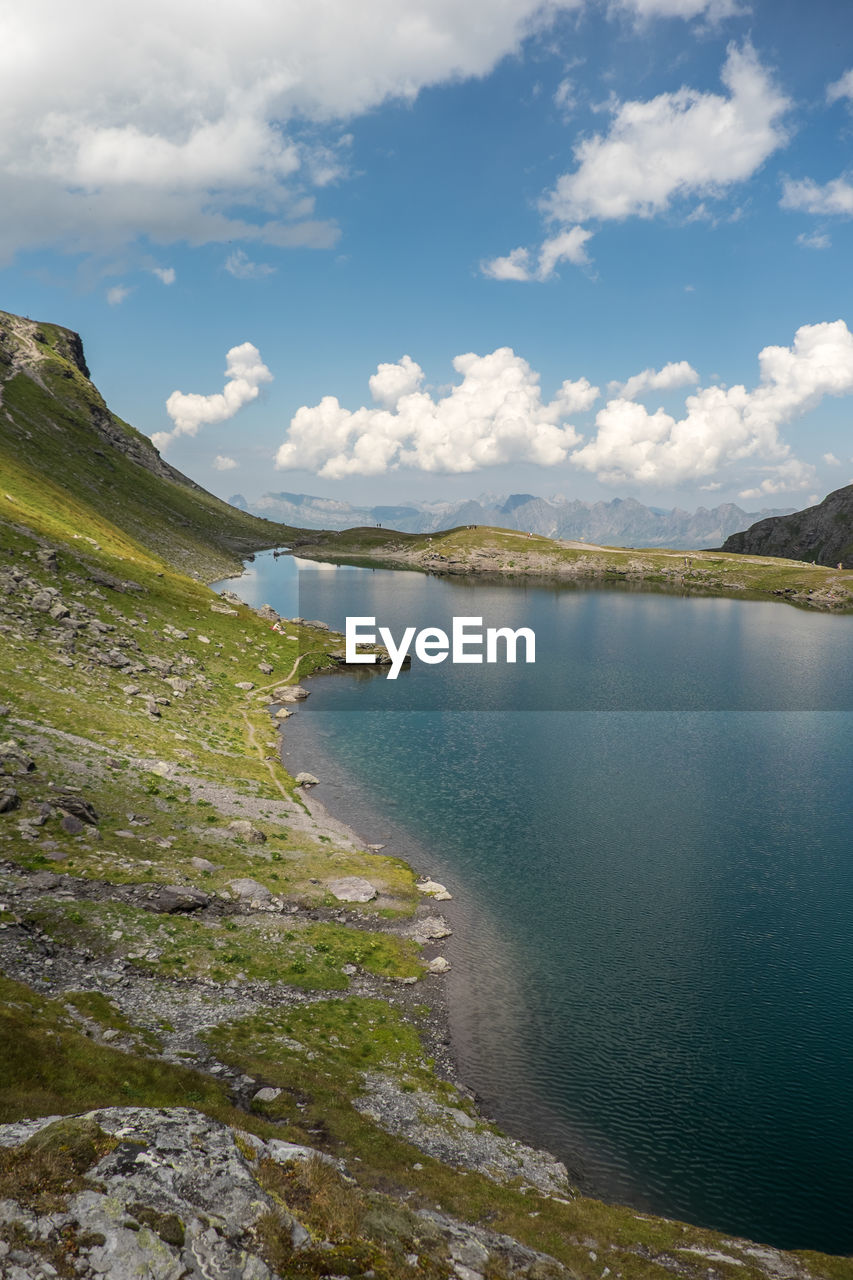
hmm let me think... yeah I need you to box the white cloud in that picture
[275,348,599,477]
[368,354,425,407]
[481,247,535,281]
[106,284,131,305]
[572,320,853,488]
[554,77,576,115]
[796,230,831,250]
[738,459,815,500]
[827,68,853,104]
[608,359,699,400]
[225,249,277,279]
[213,455,239,471]
[482,226,593,281]
[151,266,176,284]
[485,44,788,283]
[543,44,788,225]
[155,342,273,451]
[537,226,595,276]
[0,0,593,262]
[781,175,853,217]
[823,452,841,465]
[615,0,744,17]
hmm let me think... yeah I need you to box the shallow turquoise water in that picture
[221,553,853,1252]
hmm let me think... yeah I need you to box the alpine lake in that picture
[215,549,853,1255]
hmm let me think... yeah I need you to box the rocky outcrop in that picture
[722,485,853,567]
[0,1108,317,1279]
[355,1074,572,1197]
[0,1108,578,1280]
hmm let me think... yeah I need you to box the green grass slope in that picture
[0,309,298,578]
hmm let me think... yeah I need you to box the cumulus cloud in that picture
[782,175,853,217]
[154,343,273,452]
[543,44,788,225]
[213,455,239,471]
[823,452,841,465]
[0,0,597,262]
[225,250,277,280]
[275,348,599,477]
[151,266,175,284]
[106,284,131,305]
[486,44,788,282]
[608,359,699,400]
[368,354,425,407]
[571,320,853,488]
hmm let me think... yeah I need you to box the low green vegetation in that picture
[0,975,230,1124]
[64,990,163,1051]
[27,899,423,987]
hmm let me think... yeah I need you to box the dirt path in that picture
[239,645,331,802]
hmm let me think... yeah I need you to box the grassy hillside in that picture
[0,309,298,578]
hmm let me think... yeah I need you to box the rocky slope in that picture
[722,485,853,568]
[0,310,298,579]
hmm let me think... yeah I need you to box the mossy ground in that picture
[25,898,423,987]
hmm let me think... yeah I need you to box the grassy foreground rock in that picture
[0,310,851,1278]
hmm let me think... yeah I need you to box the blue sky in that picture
[2,0,852,512]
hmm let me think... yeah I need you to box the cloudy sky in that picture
[2,0,852,511]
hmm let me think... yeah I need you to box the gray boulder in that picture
[55,792,99,824]
[0,740,35,774]
[0,787,20,814]
[148,885,210,914]
[228,877,272,902]
[328,876,378,903]
[229,819,267,844]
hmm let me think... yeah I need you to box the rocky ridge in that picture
[722,484,853,568]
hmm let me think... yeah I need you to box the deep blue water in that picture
[217,552,853,1253]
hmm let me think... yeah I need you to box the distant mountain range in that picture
[230,490,795,550]
[722,484,852,567]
